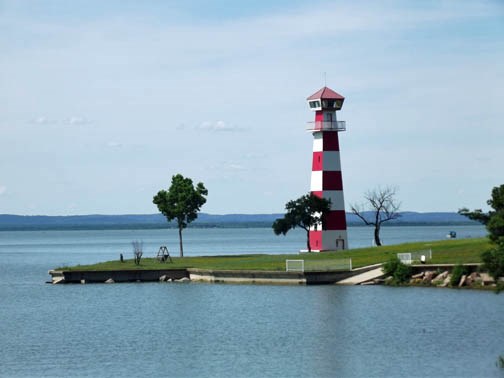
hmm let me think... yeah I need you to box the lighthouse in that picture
[307,86,348,251]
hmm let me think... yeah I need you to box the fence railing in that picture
[397,249,432,265]
[286,258,352,272]
[306,120,346,131]
[286,260,304,272]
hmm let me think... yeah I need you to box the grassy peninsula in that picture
[58,237,491,272]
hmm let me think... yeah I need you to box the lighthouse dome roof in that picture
[307,86,344,101]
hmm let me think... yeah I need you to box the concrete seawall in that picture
[188,269,306,285]
[49,269,188,284]
[49,263,498,288]
[49,264,383,285]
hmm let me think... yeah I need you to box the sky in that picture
[1,0,503,215]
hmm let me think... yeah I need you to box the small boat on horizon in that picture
[446,231,457,239]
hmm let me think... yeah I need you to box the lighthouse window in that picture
[309,101,321,109]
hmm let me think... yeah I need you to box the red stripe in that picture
[309,231,322,251]
[324,210,347,230]
[322,132,340,151]
[312,152,323,171]
[322,171,343,190]
[311,191,323,198]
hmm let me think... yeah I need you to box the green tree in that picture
[272,193,331,252]
[459,184,504,244]
[481,246,504,282]
[153,174,208,257]
[350,186,401,246]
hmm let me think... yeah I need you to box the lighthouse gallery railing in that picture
[306,121,346,131]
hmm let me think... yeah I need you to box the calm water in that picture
[1,225,503,378]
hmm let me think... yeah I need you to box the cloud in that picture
[207,161,247,172]
[107,141,123,148]
[228,163,245,171]
[0,186,6,195]
[31,116,57,125]
[196,121,246,132]
[63,116,92,126]
[244,153,267,159]
[29,116,92,126]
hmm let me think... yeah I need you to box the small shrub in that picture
[382,257,400,276]
[382,257,412,285]
[450,264,468,286]
[394,262,413,284]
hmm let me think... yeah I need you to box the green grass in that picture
[56,237,492,272]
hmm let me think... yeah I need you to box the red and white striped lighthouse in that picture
[307,86,348,251]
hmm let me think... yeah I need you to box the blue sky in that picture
[1,0,503,215]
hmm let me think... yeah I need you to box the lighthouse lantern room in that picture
[307,86,348,251]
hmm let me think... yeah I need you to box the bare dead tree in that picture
[351,186,401,246]
[132,240,143,265]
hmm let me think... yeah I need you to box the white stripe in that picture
[310,171,322,191]
[312,133,323,152]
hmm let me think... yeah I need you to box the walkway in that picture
[337,265,384,285]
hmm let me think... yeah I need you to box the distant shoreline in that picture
[0,212,480,231]
[0,221,481,232]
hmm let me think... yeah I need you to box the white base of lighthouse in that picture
[308,230,348,252]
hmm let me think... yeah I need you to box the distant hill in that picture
[0,212,479,231]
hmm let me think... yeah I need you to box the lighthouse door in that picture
[335,238,345,250]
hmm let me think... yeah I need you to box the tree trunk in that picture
[178,226,184,257]
[374,224,382,246]
[306,230,311,252]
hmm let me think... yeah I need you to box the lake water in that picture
[1,225,503,377]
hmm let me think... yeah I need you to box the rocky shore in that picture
[409,270,496,288]
[379,265,502,290]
